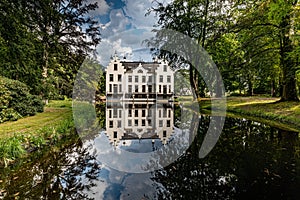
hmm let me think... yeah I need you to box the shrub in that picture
[0,136,25,166]
[0,76,44,123]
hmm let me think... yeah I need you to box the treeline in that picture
[0,0,101,98]
[150,0,300,101]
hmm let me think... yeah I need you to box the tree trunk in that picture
[271,79,276,97]
[247,77,253,96]
[279,10,299,102]
[190,67,201,100]
[281,68,299,101]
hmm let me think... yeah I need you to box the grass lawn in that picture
[0,100,72,139]
[199,96,300,132]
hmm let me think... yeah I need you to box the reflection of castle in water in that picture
[105,102,174,146]
[104,53,175,147]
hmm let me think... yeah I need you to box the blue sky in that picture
[88,0,171,66]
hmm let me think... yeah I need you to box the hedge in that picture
[0,76,44,123]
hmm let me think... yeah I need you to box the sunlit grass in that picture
[199,97,300,132]
[0,100,74,166]
[0,100,72,139]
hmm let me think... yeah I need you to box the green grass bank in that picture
[199,97,300,132]
[0,100,74,167]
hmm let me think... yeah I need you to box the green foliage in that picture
[0,0,101,96]
[0,116,74,167]
[0,136,25,166]
[0,76,44,123]
[151,0,300,100]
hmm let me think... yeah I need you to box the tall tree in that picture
[0,0,101,97]
[0,0,43,93]
[149,0,234,98]
[27,0,101,98]
[233,0,299,101]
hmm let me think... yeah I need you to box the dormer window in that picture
[163,65,167,72]
[114,64,118,71]
[138,69,143,73]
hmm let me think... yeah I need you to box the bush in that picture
[0,76,44,123]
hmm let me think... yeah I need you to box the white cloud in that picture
[96,0,168,65]
[123,0,157,29]
[101,9,130,37]
[96,28,155,66]
[97,38,132,66]
[88,0,110,16]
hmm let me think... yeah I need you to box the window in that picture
[113,84,118,93]
[109,121,113,128]
[135,85,138,92]
[163,130,167,137]
[113,109,117,118]
[148,76,152,82]
[163,85,167,93]
[142,76,146,83]
[128,75,132,82]
[128,120,132,126]
[135,76,138,82]
[167,120,170,127]
[114,64,118,71]
[142,85,146,93]
[148,119,152,126]
[169,85,171,93]
[159,120,163,127]
[142,119,145,126]
[142,110,146,117]
[135,110,138,117]
[109,110,112,118]
[109,84,112,92]
[138,69,143,73]
[159,75,163,82]
[128,109,132,117]
[148,85,152,93]
[128,85,132,93]
[114,131,117,138]
[167,75,171,83]
[163,109,167,117]
[135,119,138,126]
[148,109,152,117]
[118,74,122,82]
[119,84,122,93]
[159,110,161,118]
[159,85,161,93]
[109,74,113,82]
[163,65,167,72]
[117,120,121,128]
[168,110,171,118]
[119,110,122,118]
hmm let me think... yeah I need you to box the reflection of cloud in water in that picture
[91,126,191,173]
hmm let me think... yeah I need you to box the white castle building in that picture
[104,53,175,146]
[105,53,174,102]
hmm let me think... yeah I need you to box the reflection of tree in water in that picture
[2,137,101,199]
[151,116,300,200]
[95,102,106,130]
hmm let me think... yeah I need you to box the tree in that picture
[0,0,101,98]
[27,0,101,98]
[0,0,43,93]
[233,0,299,101]
[149,0,234,99]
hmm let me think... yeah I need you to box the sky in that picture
[88,0,170,66]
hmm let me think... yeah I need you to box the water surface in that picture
[0,103,299,199]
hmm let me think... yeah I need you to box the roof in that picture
[120,61,161,73]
